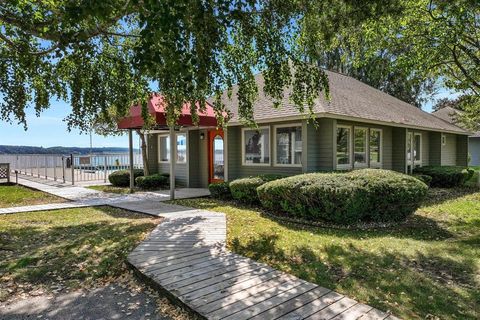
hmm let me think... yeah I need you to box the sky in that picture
[0,99,140,149]
[0,87,456,149]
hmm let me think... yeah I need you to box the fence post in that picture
[71,154,75,185]
[62,156,66,183]
[104,155,108,183]
[44,155,48,179]
[53,156,57,181]
[37,156,40,178]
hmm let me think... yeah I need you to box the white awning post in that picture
[129,129,135,192]
[169,125,176,200]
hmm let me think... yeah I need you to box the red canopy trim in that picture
[117,94,220,129]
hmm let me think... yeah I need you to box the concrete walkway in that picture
[4,177,399,319]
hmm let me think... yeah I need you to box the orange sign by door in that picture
[208,129,225,183]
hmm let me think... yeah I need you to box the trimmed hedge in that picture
[209,182,231,199]
[108,169,144,187]
[229,174,286,204]
[135,174,168,189]
[412,174,432,187]
[413,166,474,188]
[257,169,428,224]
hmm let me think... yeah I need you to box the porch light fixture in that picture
[200,132,205,140]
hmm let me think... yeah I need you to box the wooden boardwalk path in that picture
[125,201,399,320]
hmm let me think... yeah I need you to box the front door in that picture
[208,129,224,183]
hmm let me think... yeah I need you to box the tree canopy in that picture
[1,0,479,132]
[325,0,480,130]
[0,0,400,130]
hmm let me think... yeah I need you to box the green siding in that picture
[305,118,335,172]
[146,133,159,174]
[188,129,209,188]
[441,133,457,166]
[456,135,469,166]
[429,132,442,166]
[392,127,407,173]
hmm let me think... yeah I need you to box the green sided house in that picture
[118,71,469,188]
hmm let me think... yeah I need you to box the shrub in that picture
[413,166,474,188]
[412,174,432,187]
[209,182,231,199]
[229,174,286,204]
[135,174,168,189]
[257,169,428,224]
[108,169,144,187]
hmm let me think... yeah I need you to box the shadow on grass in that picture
[230,232,480,319]
[0,206,159,302]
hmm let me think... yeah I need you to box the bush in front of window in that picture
[257,169,428,224]
[229,174,286,204]
[136,174,169,189]
[108,169,144,187]
[413,166,474,188]
[209,182,231,199]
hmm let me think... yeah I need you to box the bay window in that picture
[243,127,270,165]
[369,129,382,167]
[275,125,302,166]
[336,126,352,169]
[354,127,368,167]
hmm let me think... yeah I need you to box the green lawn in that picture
[87,185,134,194]
[173,188,480,319]
[0,183,64,208]
[0,207,160,302]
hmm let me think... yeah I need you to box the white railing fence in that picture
[0,153,143,184]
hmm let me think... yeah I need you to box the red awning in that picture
[117,94,219,129]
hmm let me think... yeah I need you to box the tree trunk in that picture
[135,129,150,176]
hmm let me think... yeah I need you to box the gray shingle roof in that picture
[213,70,468,134]
[432,106,479,137]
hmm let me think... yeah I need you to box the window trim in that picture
[336,124,353,170]
[273,123,303,167]
[353,126,369,168]
[158,132,188,164]
[369,128,383,168]
[241,126,271,166]
[413,132,422,164]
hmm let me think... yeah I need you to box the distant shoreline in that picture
[0,145,140,155]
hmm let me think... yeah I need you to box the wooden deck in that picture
[125,201,399,320]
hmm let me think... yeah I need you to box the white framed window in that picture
[242,127,270,165]
[336,125,352,169]
[441,134,446,146]
[407,132,422,165]
[159,135,170,163]
[369,128,382,167]
[354,127,368,168]
[274,124,302,166]
[158,133,188,164]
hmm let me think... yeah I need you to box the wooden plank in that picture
[250,286,332,320]
[278,291,344,320]
[196,272,290,314]
[305,298,358,320]
[332,303,372,320]
[205,280,305,319]
[360,308,389,320]
[170,264,270,297]
[153,255,249,284]
[221,281,317,320]
[144,252,230,276]
[161,256,263,287]
[179,265,274,302]
[188,270,283,307]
